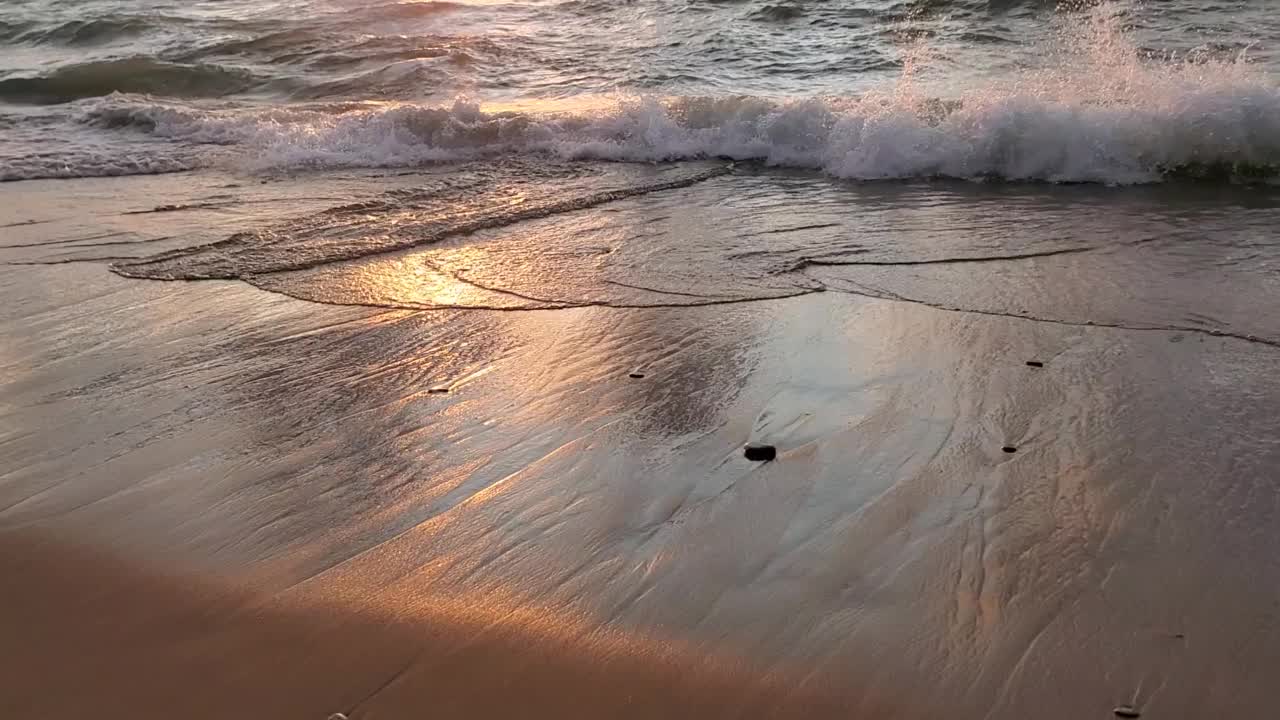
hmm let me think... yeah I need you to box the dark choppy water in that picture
[3,0,1280,183]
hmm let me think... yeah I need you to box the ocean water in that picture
[2,0,1280,183]
[5,0,1280,346]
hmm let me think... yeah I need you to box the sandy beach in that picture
[4,168,1280,719]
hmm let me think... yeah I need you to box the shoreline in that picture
[4,171,1280,719]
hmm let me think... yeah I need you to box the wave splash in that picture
[23,4,1280,184]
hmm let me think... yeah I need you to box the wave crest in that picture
[5,17,156,46]
[84,66,1280,185]
[0,58,259,105]
[23,5,1280,184]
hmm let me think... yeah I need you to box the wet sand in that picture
[3,529,859,719]
[3,173,1280,719]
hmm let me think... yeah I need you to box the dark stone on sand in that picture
[1113,705,1141,718]
[1002,446,1017,453]
[1026,361,1044,368]
[629,373,645,379]
[428,387,449,394]
[744,444,777,462]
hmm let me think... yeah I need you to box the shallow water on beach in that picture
[4,3,1280,719]
[7,2,1280,318]
[5,172,1280,717]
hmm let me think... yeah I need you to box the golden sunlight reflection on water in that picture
[339,247,528,309]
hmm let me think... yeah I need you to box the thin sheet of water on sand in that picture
[3,167,1280,719]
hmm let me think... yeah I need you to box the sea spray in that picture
[8,0,1280,183]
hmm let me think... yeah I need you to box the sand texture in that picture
[3,171,1280,719]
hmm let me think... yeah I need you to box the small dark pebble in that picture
[1113,705,1141,718]
[744,444,777,462]
[428,387,449,394]
[629,373,646,379]
[1025,361,1044,368]
[1002,446,1018,454]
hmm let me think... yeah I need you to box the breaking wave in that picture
[82,57,1280,184]
[10,5,1280,184]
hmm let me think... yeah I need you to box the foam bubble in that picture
[49,5,1280,183]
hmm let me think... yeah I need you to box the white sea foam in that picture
[0,148,197,182]
[32,6,1280,184]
